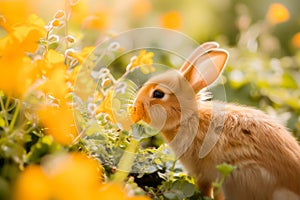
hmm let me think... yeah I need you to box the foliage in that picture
[0,1,299,200]
[213,164,237,198]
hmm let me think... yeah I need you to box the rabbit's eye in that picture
[152,89,165,99]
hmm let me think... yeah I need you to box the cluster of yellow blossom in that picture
[14,153,149,200]
[0,14,46,97]
[160,11,182,30]
[97,90,116,123]
[265,3,300,48]
[37,104,77,145]
[292,32,300,49]
[98,50,155,127]
[0,11,85,148]
[35,47,97,145]
[266,3,290,25]
[0,3,99,145]
[126,50,155,74]
[0,2,149,199]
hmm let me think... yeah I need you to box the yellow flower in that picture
[0,14,45,57]
[14,153,150,200]
[292,32,300,48]
[37,104,77,145]
[266,3,290,25]
[0,14,46,97]
[97,90,117,123]
[49,153,102,200]
[67,46,95,64]
[67,64,81,87]
[37,49,65,76]
[127,50,155,74]
[40,66,69,100]
[45,49,65,64]
[0,0,38,25]
[97,183,149,200]
[37,50,72,100]
[0,14,46,56]
[14,165,51,200]
[82,12,111,30]
[0,55,39,98]
[70,0,111,30]
[160,11,182,30]
[14,153,101,200]
[51,19,61,27]
[140,64,155,74]
[38,47,93,99]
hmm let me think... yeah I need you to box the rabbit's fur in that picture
[131,42,300,200]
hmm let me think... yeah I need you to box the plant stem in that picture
[5,96,10,110]
[214,175,225,198]
[0,95,9,129]
[113,138,139,182]
[170,159,178,176]
[64,0,70,50]
[9,100,20,131]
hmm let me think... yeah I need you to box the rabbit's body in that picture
[130,42,300,199]
[170,101,300,199]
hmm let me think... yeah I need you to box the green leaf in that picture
[212,182,221,188]
[48,42,59,49]
[216,163,237,177]
[85,121,101,136]
[163,191,177,199]
[167,190,185,200]
[131,123,145,140]
[26,135,61,163]
[182,182,195,197]
[171,180,181,190]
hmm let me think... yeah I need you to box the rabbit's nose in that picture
[128,105,143,123]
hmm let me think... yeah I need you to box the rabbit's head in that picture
[130,42,229,133]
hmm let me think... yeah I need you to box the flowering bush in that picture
[0,1,299,200]
[0,2,152,200]
[14,153,149,200]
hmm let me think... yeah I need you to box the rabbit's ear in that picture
[181,49,229,93]
[179,42,220,73]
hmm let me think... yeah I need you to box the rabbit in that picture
[130,42,300,200]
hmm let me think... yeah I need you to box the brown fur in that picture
[131,42,300,200]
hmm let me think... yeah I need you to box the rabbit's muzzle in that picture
[129,101,150,124]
